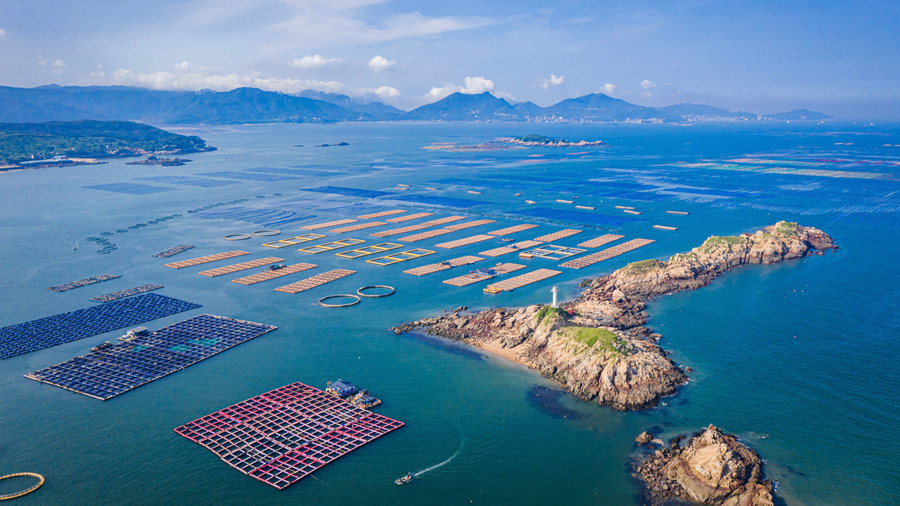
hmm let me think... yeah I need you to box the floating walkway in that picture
[301,219,357,230]
[275,269,356,294]
[666,210,690,215]
[199,257,284,277]
[336,243,403,259]
[153,245,195,258]
[47,274,120,292]
[0,293,201,359]
[174,382,404,490]
[367,249,435,266]
[653,225,679,231]
[577,234,624,248]
[330,221,387,233]
[404,256,483,276]
[398,229,454,242]
[90,284,164,303]
[262,234,325,248]
[166,251,250,269]
[444,219,496,230]
[443,263,525,287]
[298,239,365,254]
[518,245,586,260]
[232,263,317,285]
[386,212,434,223]
[26,314,276,400]
[358,209,406,219]
[435,234,494,249]
[479,240,543,257]
[483,268,561,294]
[533,229,582,242]
[488,224,539,236]
[560,238,655,269]
[623,210,643,215]
[371,224,428,237]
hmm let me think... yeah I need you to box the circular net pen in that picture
[356,285,396,298]
[317,294,362,308]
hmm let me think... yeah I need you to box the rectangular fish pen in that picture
[199,257,285,277]
[0,293,201,359]
[404,255,484,276]
[559,238,655,269]
[25,314,276,400]
[301,219,358,230]
[442,263,525,287]
[357,209,407,219]
[385,212,434,223]
[483,268,561,294]
[329,222,388,233]
[444,219,497,230]
[434,234,495,249]
[166,251,250,269]
[487,224,539,236]
[275,269,356,294]
[262,234,326,248]
[174,382,404,490]
[366,249,435,266]
[297,239,366,254]
[533,229,583,242]
[370,224,428,237]
[397,229,454,243]
[479,240,544,257]
[231,263,317,285]
[577,234,624,248]
[335,243,403,259]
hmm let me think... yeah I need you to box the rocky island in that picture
[499,134,604,147]
[394,222,836,410]
[635,425,775,505]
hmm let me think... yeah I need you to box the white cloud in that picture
[374,86,400,98]
[0,28,6,38]
[426,76,496,101]
[368,55,396,71]
[641,79,656,90]
[541,74,564,90]
[600,83,616,95]
[51,59,65,68]
[288,54,342,69]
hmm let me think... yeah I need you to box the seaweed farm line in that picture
[174,382,404,490]
[25,314,276,400]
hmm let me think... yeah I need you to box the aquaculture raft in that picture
[488,224,539,236]
[25,314,276,400]
[90,284,164,303]
[153,245,195,258]
[371,224,428,237]
[298,239,365,254]
[434,234,494,249]
[47,274,120,292]
[385,212,434,223]
[0,472,45,500]
[232,263,317,285]
[577,234,624,248]
[443,263,525,287]
[357,209,407,219]
[262,234,326,248]
[275,269,356,294]
[335,243,403,259]
[198,257,285,277]
[518,245,586,260]
[533,229,583,242]
[479,240,543,257]
[0,293,201,359]
[165,251,250,269]
[418,216,467,226]
[173,382,404,490]
[483,268,561,294]
[367,249,435,266]
[444,219,497,230]
[301,219,358,230]
[397,229,454,242]
[329,222,387,233]
[404,256,484,276]
[559,238,655,269]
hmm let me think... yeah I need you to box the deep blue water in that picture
[0,122,898,504]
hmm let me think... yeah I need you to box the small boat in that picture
[73,245,79,250]
[395,472,414,485]
[268,264,286,271]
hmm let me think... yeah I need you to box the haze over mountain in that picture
[0,85,831,125]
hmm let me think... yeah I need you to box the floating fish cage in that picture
[577,234,624,248]
[231,263,318,285]
[357,209,407,219]
[165,251,250,269]
[560,238,655,269]
[275,269,356,294]
[444,219,496,230]
[370,224,428,237]
[174,382,404,490]
[385,212,433,223]
[483,268,561,294]
[152,245,195,258]
[0,293,201,359]
[533,229,583,242]
[90,284,164,303]
[434,234,495,249]
[198,257,284,277]
[329,221,387,233]
[25,314,276,400]
[404,256,484,276]
[397,229,453,243]
[487,224,539,236]
[300,219,358,230]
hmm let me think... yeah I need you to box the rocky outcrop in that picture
[635,424,775,505]
[395,222,835,410]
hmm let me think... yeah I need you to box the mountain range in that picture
[0,85,831,125]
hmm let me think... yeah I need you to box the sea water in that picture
[0,122,898,505]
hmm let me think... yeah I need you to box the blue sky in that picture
[1,0,898,118]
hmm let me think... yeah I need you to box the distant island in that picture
[0,85,832,125]
[501,134,604,147]
[0,120,215,170]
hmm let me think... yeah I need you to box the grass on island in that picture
[535,305,566,325]
[622,259,666,274]
[561,326,628,356]
[698,235,746,253]
[774,221,799,237]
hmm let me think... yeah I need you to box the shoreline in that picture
[395,221,837,411]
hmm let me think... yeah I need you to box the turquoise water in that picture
[1,122,898,504]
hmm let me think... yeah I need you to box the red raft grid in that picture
[175,382,404,490]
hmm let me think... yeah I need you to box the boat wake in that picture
[412,432,464,479]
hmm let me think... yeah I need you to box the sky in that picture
[0,0,898,118]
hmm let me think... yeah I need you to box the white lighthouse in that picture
[551,286,559,308]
